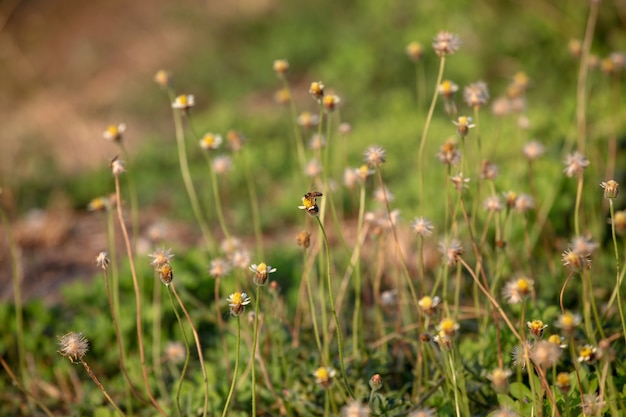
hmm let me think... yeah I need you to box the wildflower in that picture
[297,111,320,129]
[411,217,434,237]
[154,70,172,88]
[149,248,175,268]
[380,290,397,307]
[110,156,125,176]
[581,394,605,416]
[102,123,127,143]
[484,195,503,212]
[405,41,423,61]
[450,172,470,192]
[463,81,489,108]
[514,194,534,213]
[439,238,463,267]
[563,151,589,177]
[355,164,374,182]
[522,140,545,160]
[502,277,534,304]
[570,235,599,256]
[338,122,352,134]
[227,292,251,316]
[511,71,530,94]
[561,249,590,271]
[308,134,326,150]
[597,338,615,361]
[230,249,251,270]
[555,372,571,394]
[274,88,290,104]
[511,341,532,369]
[480,160,499,180]
[158,263,174,286]
[341,401,370,417]
[226,130,246,152]
[313,366,336,389]
[199,133,222,151]
[531,340,561,368]
[58,332,89,363]
[171,94,195,111]
[273,59,289,75]
[432,31,460,57]
[213,155,233,175]
[323,94,341,112]
[304,159,322,178]
[614,210,626,235]
[487,368,512,393]
[438,318,460,338]
[568,39,582,57]
[491,97,511,117]
[309,81,324,101]
[220,237,242,255]
[164,341,186,364]
[610,52,625,71]
[369,374,383,391]
[453,116,475,137]
[437,139,461,165]
[578,344,597,363]
[364,145,386,166]
[209,258,231,278]
[296,230,311,248]
[344,168,359,189]
[527,320,548,339]
[298,191,322,216]
[547,334,567,349]
[88,196,112,212]
[96,251,110,270]
[439,80,459,98]
[503,191,517,209]
[373,187,394,205]
[418,295,441,316]
[408,408,437,417]
[601,180,619,199]
[555,311,581,336]
[249,262,277,286]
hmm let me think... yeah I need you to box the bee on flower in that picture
[298,191,323,217]
[158,263,174,286]
[249,262,277,286]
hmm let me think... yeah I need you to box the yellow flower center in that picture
[178,95,188,105]
[231,292,243,305]
[516,278,530,293]
[561,313,574,327]
[257,263,267,274]
[314,367,329,380]
[107,125,118,136]
[529,320,544,331]
[580,347,593,358]
[420,296,433,309]
[302,196,316,210]
[548,334,561,345]
[440,318,456,333]
[203,135,215,147]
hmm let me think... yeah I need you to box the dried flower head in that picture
[563,151,589,177]
[220,237,242,255]
[530,340,562,368]
[453,116,475,137]
[308,134,326,150]
[296,230,311,248]
[491,97,511,117]
[230,249,251,270]
[419,295,441,316]
[171,94,195,111]
[373,187,394,205]
[200,133,223,151]
[463,81,489,108]
[364,145,386,166]
[309,81,325,101]
[110,155,125,176]
[439,238,463,267]
[313,366,336,389]
[226,130,246,152]
[432,31,460,57]
[338,122,352,135]
[58,332,89,363]
[487,367,512,393]
[344,168,359,189]
[511,341,532,369]
[213,155,233,175]
[273,59,289,75]
[484,195,503,212]
[450,172,470,192]
[561,249,590,271]
[154,70,172,88]
[437,139,461,165]
[297,111,320,129]
[580,394,605,416]
[405,41,424,61]
[209,258,231,278]
[341,400,370,417]
[164,341,186,364]
[227,292,251,316]
[601,180,619,199]
[523,140,545,161]
[103,123,127,143]
[96,251,110,270]
[503,191,517,209]
[527,320,548,339]
[514,194,534,213]
[480,160,499,181]
[411,217,434,237]
[249,262,277,286]
[149,248,175,269]
[502,277,534,304]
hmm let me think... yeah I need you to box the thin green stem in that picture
[222,317,241,417]
[119,143,140,253]
[80,360,127,417]
[240,150,264,259]
[608,199,626,342]
[204,151,231,241]
[251,285,261,416]
[168,286,191,417]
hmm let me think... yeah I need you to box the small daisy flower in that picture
[273,59,289,75]
[297,111,320,129]
[437,139,461,165]
[487,367,512,393]
[249,262,277,286]
[209,258,231,278]
[323,94,341,112]
[547,334,567,349]
[554,311,582,336]
[503,191,518,209]
[154,70,172,88]
[164,341,186,364]
[450,172,470,192]
[355,164,374,182]
[58,332,89,363]
[563,151,589,177]
[227,292,251,316]
[453,116,475,137]
[408,408,437,417]
[309,81,324,102]
[369,374,383,391]
[364,145,386,166]
[511,341,532,369]
[439,238,463,267]
[171,94,195,111]
[103,123,127,143]
[578,344,597,363]
[87,196,113,212]
[313,366,336,389]
[527,320,548,339]
[341,400,370,417]
[199,133,223,151]
[502,277,534,304]
[411,217,434,237]
[418,295,441,316]
[110,156,125,176]
[96,251,110,270]
[438,80,459,98]
[438,317,460,338]
[212,155,233,175]
[601,180,619,199]
[555,372,571,394]
[432,31,460,57]
[226,130,246,152]
[530,340,561,368]
[405,41,423,61]
[149,248,175,268]
[484,195,503,212]
[463,81,489,108]
[523,140,545,160]
[296,230,311,248]
[158,263,174,286]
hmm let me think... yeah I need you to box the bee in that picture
[158,263,174,286]
[299,191,323,216]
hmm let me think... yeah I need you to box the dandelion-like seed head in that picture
[450,172,470,192]
[373,187,394,205]
[369,374,383,391]
[58,332,89,363]
[527,320,548,339]
[323,94,341,112]
[571,235,599,256]
[601,180,619,199]
[309,81,325,101]
[411,217,434,237]
[432,31,460,57]
[418,295,441,316]
[230,249,251,270]
[439,238,463,267]
[273,59,289,75]
[437,139,461,166]
[154,70,172,88]
[555,311,581,336]
[164,341,186,364]
[341,400,370,417]
[171,94,195,111]
[297,111,320,129]
[530,340,562,368]
[110,155,125,176]
[438,80,459,97]
[364,145,386,166]
[313,366,336,389]
[484,195,503,213]
[511,341,532,369]
[200,133,223,151]
[453,116,475,137]
[555,372,571,394]
[209,258,231,278]
[578,344,597,363]
[149,248,175,268]
[463,81,489,108]
[502,277,534,304]
[227,291,251,316]
[96,251,110,270]
[221,237,242,255]
[523,140,545,160]
[405,41,424,61]
[296,230,311,249]
[487,367,512,393]
[213,155,233,175]
[480,160,499,181]
[158,263,174,286]
[514,194,534,213]
[249,262,277,286]
[563,151,589,177]
[304,159,322,178]
[103,123,127,143]
[308,134,326,151]
[344,168,359,189]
